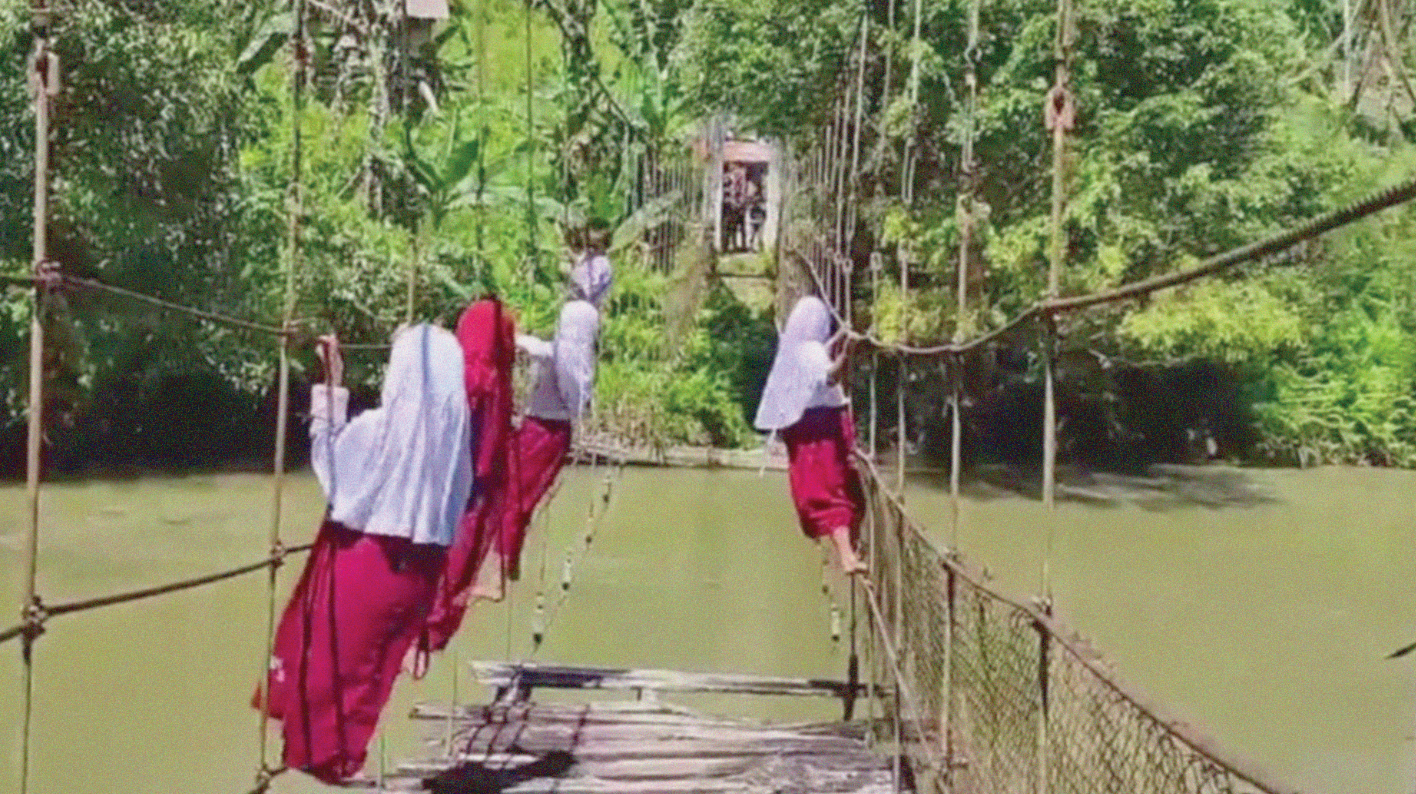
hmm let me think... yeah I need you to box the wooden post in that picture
[258,1,304,774]
[847,10,868,268]
[1035,614,1052,794]
[861,475,879,749]
[896,354,906,494]
[1342,0,1353,99]
[949,359,962,550]
[709,117,724,254]
[1042,0,1074,596]
[941,565,956,790]
[954,0,979,555]
[844,581,859,722]
[869,252,881,458]
[20,16,53,794]
[1039,4,1070,784]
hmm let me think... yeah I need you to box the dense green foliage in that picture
[678,0,1416,466]
[1,0,1413,469]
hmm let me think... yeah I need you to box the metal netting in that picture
[856,466,1286,794]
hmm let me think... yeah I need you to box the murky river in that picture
[0,464,1412,794]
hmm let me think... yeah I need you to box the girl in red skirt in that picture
[755,296,866,575]
[255,324,474,783]
[420,298,518,658]
[474,240,611,600]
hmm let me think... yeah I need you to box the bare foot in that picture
[469,554,506,603]
[837,549,868,576]
[402,643,429,679]
[469,581,504,603]
[829,527,867,576]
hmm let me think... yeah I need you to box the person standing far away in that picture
[754,296,867,575]
[253,324,474,783]
[468,220,613,602]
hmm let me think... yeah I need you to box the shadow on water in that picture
[908,462,1278,511]
[424,750,576,793]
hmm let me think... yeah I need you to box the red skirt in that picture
[782,406,862,539]
[422,397,520,652]
[254,520,444,782]
[422,492,502,652]
[494,415,572,579]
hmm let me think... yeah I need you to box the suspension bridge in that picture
[10,0,1416,792]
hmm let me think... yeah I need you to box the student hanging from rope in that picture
[471,222,613,602]
[755,295,867,575]
[417,297,518,662]
[253,324,473,783]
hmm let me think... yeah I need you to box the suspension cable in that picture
[528,451,623,657]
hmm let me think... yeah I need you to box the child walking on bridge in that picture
[755,296,866,575]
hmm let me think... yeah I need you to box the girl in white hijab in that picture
[755,296,866,574]
[474,294,605,601]
[256,324,473,783]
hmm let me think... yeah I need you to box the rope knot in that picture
[269,540,288,568]
[251,764,285,794]
[21,595,47,642]
[1044,83,1075,133]
[1031,594,1054,616]
[33,259,61,291]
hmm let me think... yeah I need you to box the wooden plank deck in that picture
[357,663,906,793]
[468,660,870,701]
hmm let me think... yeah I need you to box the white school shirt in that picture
[519,300,600,422]
[308,324,473,547]
[753,296,847,432]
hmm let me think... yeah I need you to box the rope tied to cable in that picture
[20,596,47,650]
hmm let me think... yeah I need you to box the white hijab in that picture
[570,253,613,308]
[321,324,473,547]
[554,300,601,419]
[753,297,847,431]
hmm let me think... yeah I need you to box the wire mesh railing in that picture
[855,459,1287,794]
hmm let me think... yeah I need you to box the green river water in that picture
[0,465,1412,794]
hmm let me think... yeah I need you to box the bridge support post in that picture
[20,13,55,794]
[1034,612,1052,794]
[939,564,956,792]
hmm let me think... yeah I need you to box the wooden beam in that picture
[467,661,869,699]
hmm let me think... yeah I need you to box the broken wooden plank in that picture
[411,700,761,727]
[437,735,872,762]
[383,759,896,791]
[468,660,866,699]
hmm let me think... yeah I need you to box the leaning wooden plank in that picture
[400,753,892,782]
[384,762,895,793]
[411,701,753,727]
[383,766,897,794]
[435,719,863,745]
[413,700,878,738]
[380,775,775,794]
[468,660,864,698]
[438,736,872,762]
